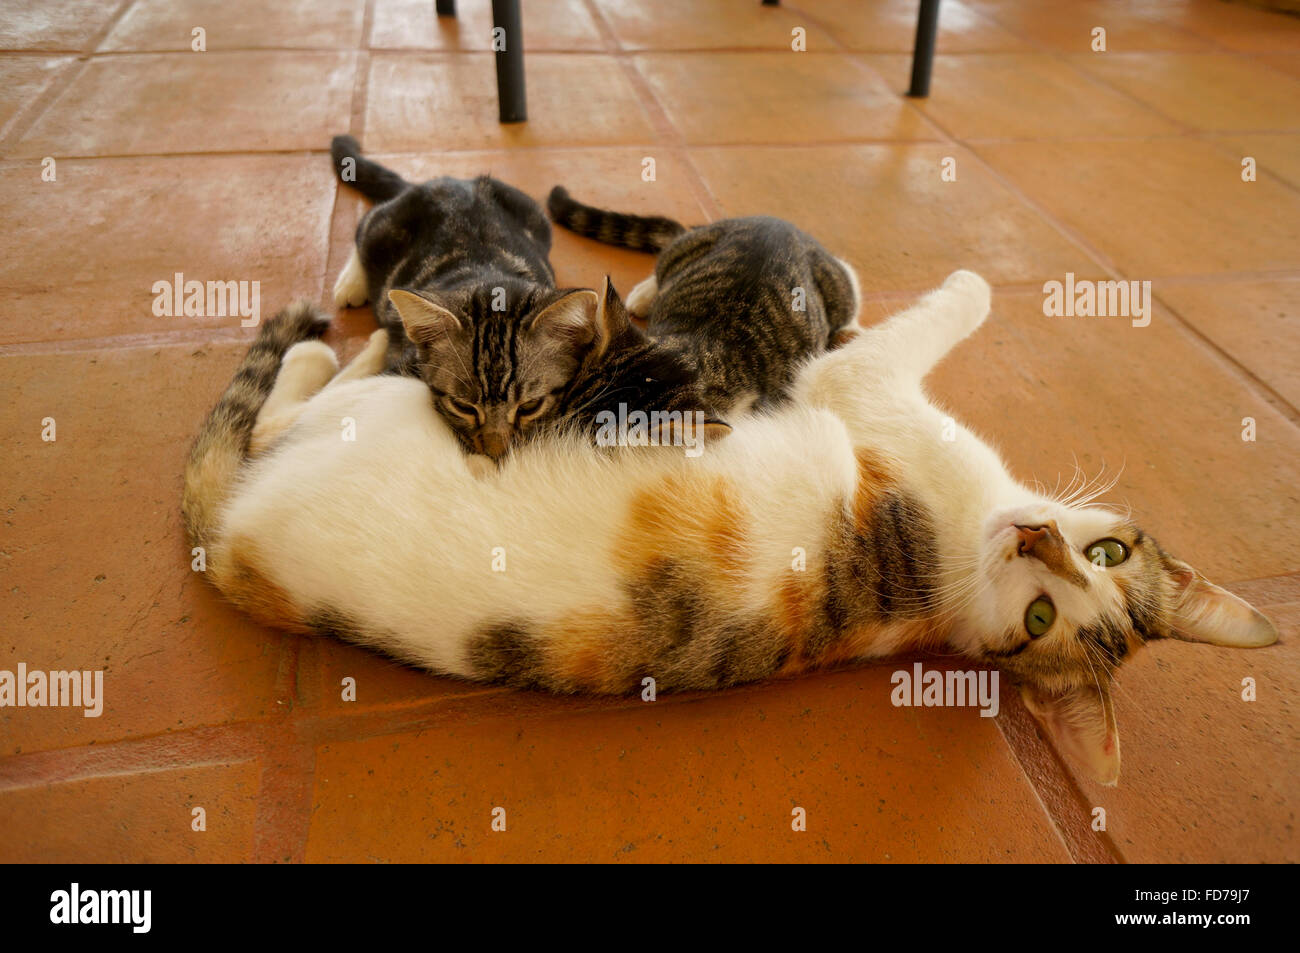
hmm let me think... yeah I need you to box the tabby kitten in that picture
[548,186,861,415]
[184,271,1277,785]
[332,135,605,462]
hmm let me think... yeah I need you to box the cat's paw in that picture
[333,246,369,309]
[283,339,339,377]
[942,269,992,332]
[625,274,658,318]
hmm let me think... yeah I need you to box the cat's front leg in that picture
[333,245,369,309]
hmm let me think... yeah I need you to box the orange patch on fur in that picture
[213,538,308,634]
[617,473,749,585]
[544,608,638,694]
[852,448,897,528]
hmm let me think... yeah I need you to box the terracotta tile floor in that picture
[0,0,1296,863]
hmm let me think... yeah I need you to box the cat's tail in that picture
[182,301,330,551]
[547,186,687,253]
[331,134,409,202]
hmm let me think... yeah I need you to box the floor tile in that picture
[689,142,1105,292]
[0,0,126,52]
[13,51,355,157]
[0,155,335,345]
[878,52,1182,140]
[0,55,72,140]
[925,291,1300,582]
[363,53,655,152]
[0,343,294,754]
[974,137,1300,277]
[0,761,261,862]
[799,0,1029,52]
[306,666,1069,862]
[1072,52,1300,132]
[371,0,605,51]
[1258,52,1300,79]
[1159,0,1300,53]
[596,0,835,51]
[1212,132,1300,190]
[100,0,366,51]
[634,52,933,144]
[965,0,1213,53]
[1156,277,1300,411]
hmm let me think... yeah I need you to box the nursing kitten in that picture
[332,135,603,462]
[548,186,861,415]
[184,271,1277,785]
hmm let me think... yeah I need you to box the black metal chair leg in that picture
[436,0,456,16]
[491,0,526,123]
[907,0,941,97]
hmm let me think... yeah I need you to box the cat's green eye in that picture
[515,397,545,419]
[1085,538,1128,568]
[1025,596,1056,638]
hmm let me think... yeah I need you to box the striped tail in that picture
[182,301,330,550]
[547,186,687,253]
[331,134,409,202]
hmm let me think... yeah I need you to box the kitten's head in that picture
[967,501,1276,785]
[388,283,613,462]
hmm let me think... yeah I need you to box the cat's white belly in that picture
[221,376,860,675]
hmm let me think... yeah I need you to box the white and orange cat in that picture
[183,271,1277,785]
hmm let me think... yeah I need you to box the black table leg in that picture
[492,0,526,123]
[907,0,941,98]
[436,0,456,16]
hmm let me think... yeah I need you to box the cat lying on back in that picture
[548,186,861,415]
[332,135,621,464]
[183,271,1277,785]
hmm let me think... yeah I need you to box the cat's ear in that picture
[1160,556,1278,648]
[527,289,600,351]
[594,276,634,357]
[388,289,462,348]
[1020,682,1120,786]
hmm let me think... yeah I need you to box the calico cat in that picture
[332,135,611,463]
[183,271,1277,785]
[548,186,861,415]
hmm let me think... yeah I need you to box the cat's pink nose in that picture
[1015,524,1051,557]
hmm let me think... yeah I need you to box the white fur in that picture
[333,245,369,309]
[625,273,658,318]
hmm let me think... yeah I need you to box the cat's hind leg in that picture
[250,340,339,455]
[626,273,658,319]
[333,245,369,309]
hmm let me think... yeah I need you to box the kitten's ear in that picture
[1020,682,1120,786]
[527,289,600,351]
[388,289,461,348]
[1161,556,1278,648]
[594,276,634,357]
